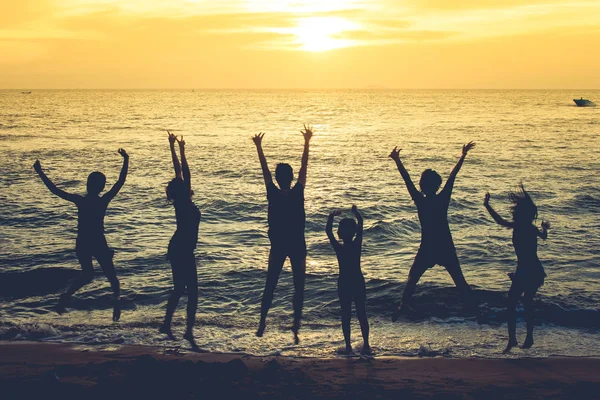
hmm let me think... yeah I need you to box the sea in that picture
[0,89,598,358]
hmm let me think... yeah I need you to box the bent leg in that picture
[504,281,522,353]
[97,250,121,321]
[290,252,306,342]
[67,253,95,297]
[162,258,186,338]
[97,250,120,299]
[257,248,286,336]
[522,287,538,349]
[58,253,94,314]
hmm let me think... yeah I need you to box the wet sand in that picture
[0,341,599,399]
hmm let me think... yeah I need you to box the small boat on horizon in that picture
[21,91,32,94]
[573,97,595,107]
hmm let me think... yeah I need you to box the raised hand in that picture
[301,124,313,142]
[177,135,185,148]
[33,160,42,174]
[252,132,265,146]
[118,148,129,159]
[541,220,551,230]
[462,141,476,156]
[351,204,358,214]
[484,192,491,205]
[167,130,177,145]
[389,146,401,161]
[330,209,342,217]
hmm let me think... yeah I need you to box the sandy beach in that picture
[0,341,598,399]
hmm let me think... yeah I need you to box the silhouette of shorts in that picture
[75,236,117,280]
[270,240,307,261]
[338,276,366,304]
[512,262,546,291]
[414,245,458,270]
[169,252,197,286]
[167,237,196,261]
[75,236,114,261]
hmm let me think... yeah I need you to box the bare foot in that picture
[256,320,266,337]
[159,324,176,340]
[183,330,199,351]
[503,339,519,354]
[521,337,534,349]
[360,345,372,356]
[344,345,353,355]
[112,302,121,322]
[291,326,300,345]
[392,304,414,321]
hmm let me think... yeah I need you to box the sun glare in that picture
[290,17,358,52]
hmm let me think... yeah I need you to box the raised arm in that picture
[389,147,421,202]
[252,132,272,187]
[538,220,550,239]
[168,131,182,179]
[326,209,341,248]
[297,124,313,188]
[484,192,514,228]
[441,141,475,197]
[177,136,191,191]
[351,205,364,246]
[33,160,80,204]
[103,148,129,202]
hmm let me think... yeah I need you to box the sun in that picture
[290,17,358,52]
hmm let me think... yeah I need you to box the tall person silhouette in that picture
[33,149,129,321]
[253,125,313,345]
[159,132,201,351]
[389,142,475,320]
[484,186,549,353]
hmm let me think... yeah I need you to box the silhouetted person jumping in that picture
[389,142,475,320]
[484,186,550,353]
[159,132,201,351]
[254,125,313,344]
[327,205,370,355]
[33,149,129,321]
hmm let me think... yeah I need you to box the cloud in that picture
[3,0,600,51]
[338,29,456,43]
[403,0,569,11]
[0,0,598,89]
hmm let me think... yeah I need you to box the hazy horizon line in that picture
[4,88,599,91]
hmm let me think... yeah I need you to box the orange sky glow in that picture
[1,0,599,88]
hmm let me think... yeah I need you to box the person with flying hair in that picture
[484,185,550,353]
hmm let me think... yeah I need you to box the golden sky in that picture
[1,0,599,88]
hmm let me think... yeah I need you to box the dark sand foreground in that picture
[1,341,599,399]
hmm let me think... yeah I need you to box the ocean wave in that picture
[0,267,78,299]
[570,194,600,213]
[1,89,599,357]
[0,322,61,340]
[364,219,420,239]
[2,266,597,329]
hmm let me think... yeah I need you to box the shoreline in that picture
[1,341,599,399]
